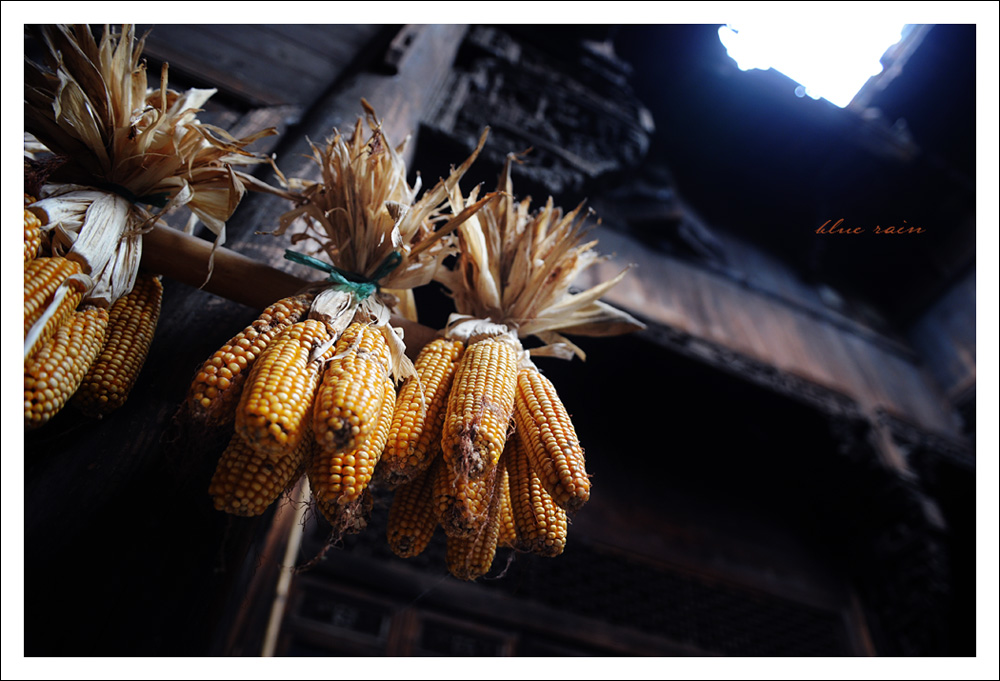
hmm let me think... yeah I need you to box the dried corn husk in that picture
[437,153,644,360]
[268,100,498,382]
[24,24,275,309]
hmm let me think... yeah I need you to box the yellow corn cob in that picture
[507,431,568,557]
[309,376,395,506]
[433,453,496,539]
[25,305,109,429]
[496,457,517,549]
[24,256,85,339]
[24,206,42,262]
[313,321,392,453]
[445,472,504,581]
[380,337,464,487]
[73,273,163,417]
[187,291,316,428]
[441,335,520,480]
[513,365,590,512]
[235,319,335,458]
[24,284,88,363]
[209,427,312,517]
[386,458,440,558]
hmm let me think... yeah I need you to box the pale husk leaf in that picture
[264,102,495,377]
[435,153,644,360]
[269,107,491,297]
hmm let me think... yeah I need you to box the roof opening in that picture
[718,20,912,108]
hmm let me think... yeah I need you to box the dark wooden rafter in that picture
[822,412,959,656]
[580,225,964,440]
[641,319,864,420]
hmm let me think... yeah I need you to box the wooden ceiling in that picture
[607,24,977,325]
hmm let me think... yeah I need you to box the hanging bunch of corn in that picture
[196,102,497,529]
[23,24,274,429]
[381,154,644,580]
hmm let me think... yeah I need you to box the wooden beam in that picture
[142,224,309,310]
[579,225,961,438]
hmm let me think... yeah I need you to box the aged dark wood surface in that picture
[136,24,387,110]
[906,266,976,435]
[578,224,962,440]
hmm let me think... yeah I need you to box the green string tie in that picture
[284,250,402,301]
[100,182,170,208]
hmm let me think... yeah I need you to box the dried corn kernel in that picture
[513,364,590,512]
[380,337,464,487]
[441,335,519,480]
[74,273,162,416]
[313,322,392,453]
[25,305,108,429]
[188,291,316,428]
[236,319,335,458]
